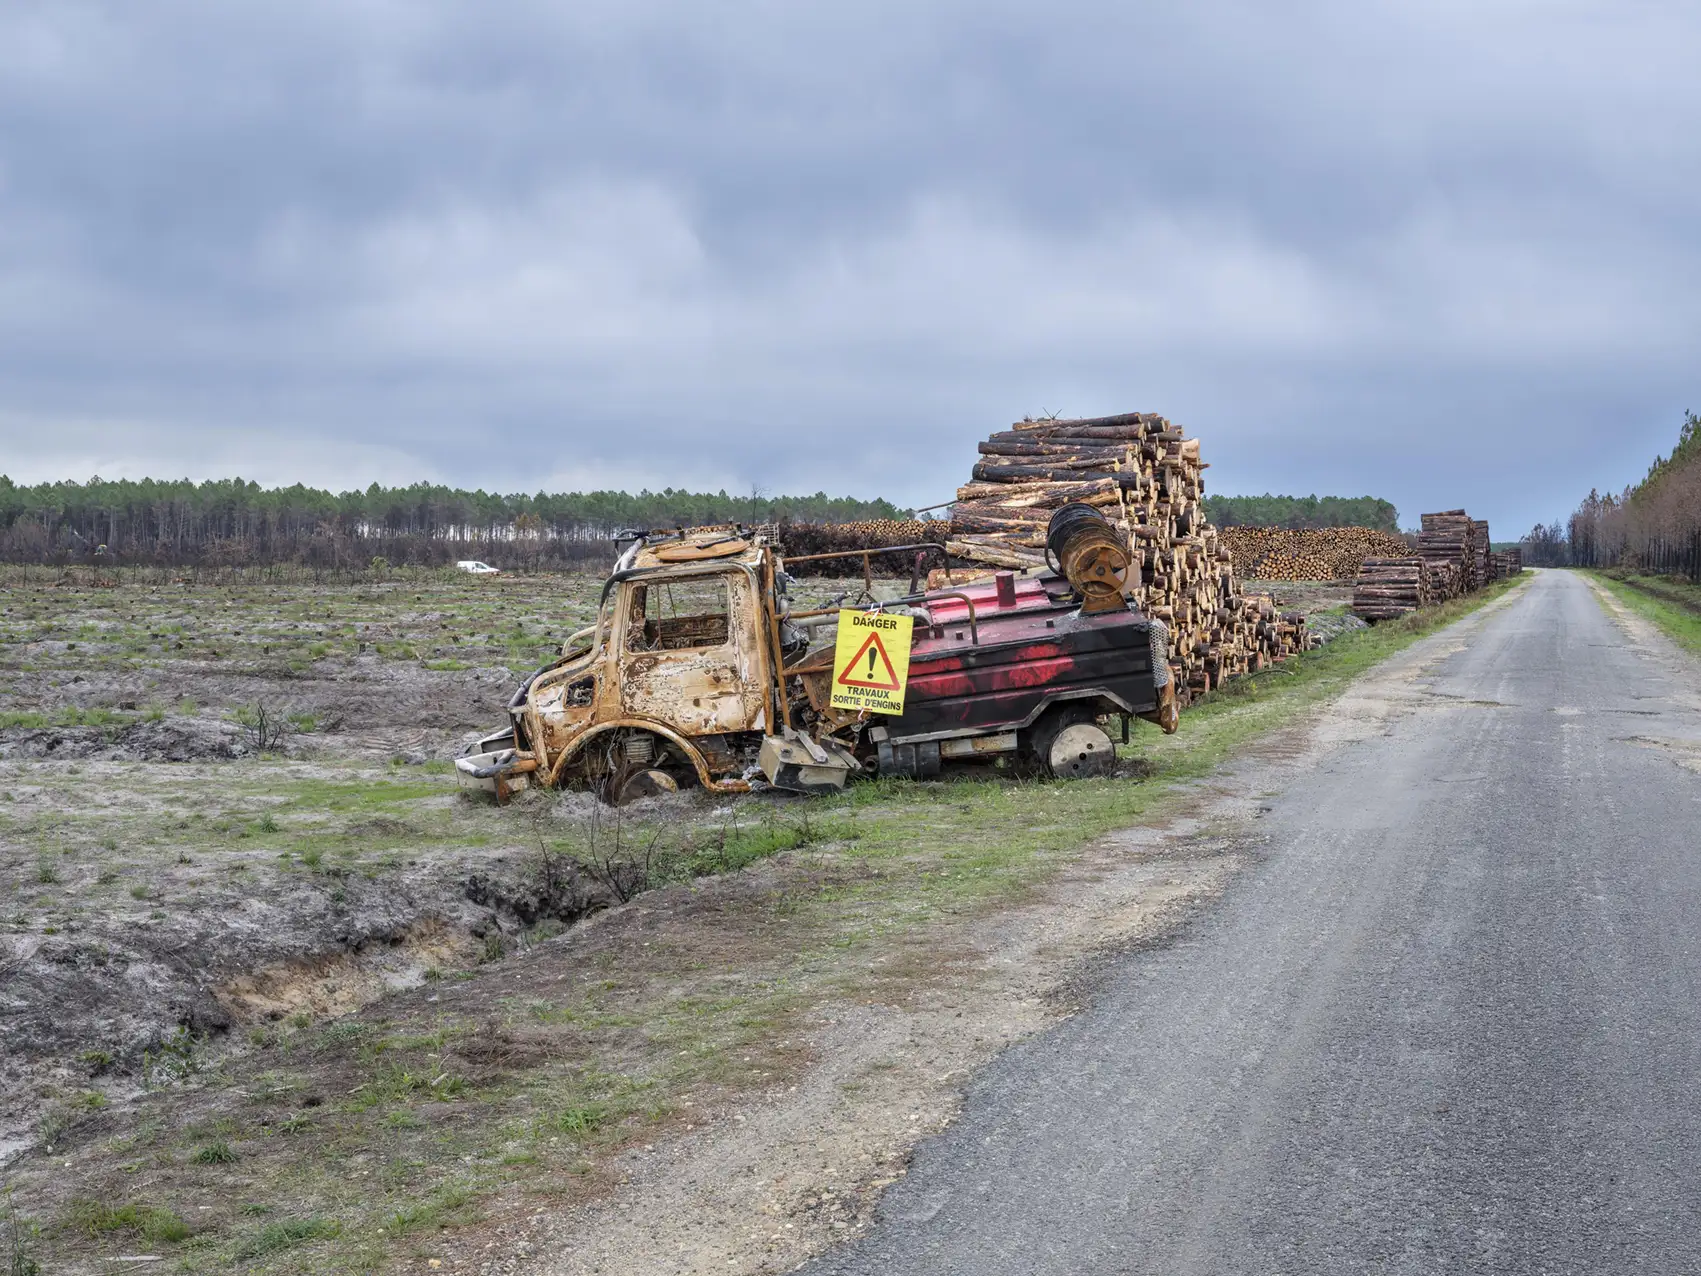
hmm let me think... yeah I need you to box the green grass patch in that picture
[63,1200,191,1244]
[543,1104,608,1139]
[682,812,855,877]
[268,777,446,814]
[381,1183,478,1236]
[231,1216,341,1259]
[347,1060,468,1112]
[1587,570,1701,654]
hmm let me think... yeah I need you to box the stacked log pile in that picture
[1353,509,1495,621]
[942,412,1312,704]
[1416,511,1489,597]
[1462,520,1490,592]
[778,518,952,577]
[1351,558,1435,620]
[1221,527,1413,581]
[1488,548,1524,580]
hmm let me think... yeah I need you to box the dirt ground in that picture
[0,565,1364,1273]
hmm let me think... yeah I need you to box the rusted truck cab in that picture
[459,531,796,800]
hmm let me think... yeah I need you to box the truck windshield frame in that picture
[624,574,733,653]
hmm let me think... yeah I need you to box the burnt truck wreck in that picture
[457,503,1178,802]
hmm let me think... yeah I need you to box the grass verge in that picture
[1586,570,1701,654]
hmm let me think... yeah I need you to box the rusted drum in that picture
[1046,502,1131,612]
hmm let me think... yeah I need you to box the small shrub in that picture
[37,1110,70,1150]
[381,1185,475,1236]
[257,813,280,834]
[4,1191,40,1276]
[313,1021,369,1049]
[141,1028,202,1089]
[191,1141,237,1164]
[234,703,287,753]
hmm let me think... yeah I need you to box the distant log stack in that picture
[1415,510,1493,597]
[939,412,1312,705]
[1221,527,1414,581]
[1488,548,1524,580]
[778,518,952,577]
[1473,521,1491,588]
[1353,509,1498,621]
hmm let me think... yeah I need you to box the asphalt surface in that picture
[807,570,1701,1275]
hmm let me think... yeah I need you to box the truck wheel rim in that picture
[1047,723,1114,778]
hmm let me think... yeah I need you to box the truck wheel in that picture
[614,768,679,804]
[1046,722,1115,778]
[1028,707,1116,779]
[593,730,689,804]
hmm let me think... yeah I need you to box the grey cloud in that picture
[1,0,1697,534]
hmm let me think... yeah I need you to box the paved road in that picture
[807,570,1701,1275]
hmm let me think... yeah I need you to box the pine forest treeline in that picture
[0,476,904,569]
[1562,410,1701,577]
[1202,494,1400,533]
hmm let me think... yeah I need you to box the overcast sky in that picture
[2,1,1696,534]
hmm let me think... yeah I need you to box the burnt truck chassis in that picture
[457,507,1176,802]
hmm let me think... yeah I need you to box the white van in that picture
[456,560,501,575]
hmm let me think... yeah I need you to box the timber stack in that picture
[1416,510,1491,597]
[1221,526,1413,581]
[779,517,951,577]
[942,411,1312,704]
[1488,548,1524,580]
[1352,508,1496,621]
[1350,558,1434,620]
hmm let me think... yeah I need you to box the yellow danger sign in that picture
[830,610,914,715]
